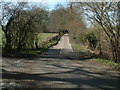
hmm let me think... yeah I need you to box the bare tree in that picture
[65,3,86,43]
[47,3,86,40]
[82,2,119,63]
[47,5,68,32]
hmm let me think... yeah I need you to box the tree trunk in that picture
[110,40,119,63]
[4,32,12,51]
[35,42,38,49]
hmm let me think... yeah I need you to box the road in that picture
[1,34,119,89]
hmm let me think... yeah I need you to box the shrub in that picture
[85,32,98,50]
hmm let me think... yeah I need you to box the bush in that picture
[85,32,98,50]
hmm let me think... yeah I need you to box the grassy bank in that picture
[70,37,95,59]
[36,33,57,46]
[2,33,61,58]
[39,33,57,42]
[69,37,119,70]
[91,58,120,70]
[0,26,3,46]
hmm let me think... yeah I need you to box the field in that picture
[0,26,2,45]
[39,33,57,42]
[1,29,59,58]
[37,33,57,47]
[0,26,57,47]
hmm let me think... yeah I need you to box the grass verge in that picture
[70,37,96,59]
[2,34,61,58]
[91,58,120,70]
[69,37,119,70]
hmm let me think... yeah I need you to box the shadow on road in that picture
[2,67,119,89]
[39,48,96,61]
[2,47,119,89]
[2,34,119,89]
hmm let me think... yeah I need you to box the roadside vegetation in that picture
[0,26,2,46]
[71,40,119,70]
[91,58,120,70]
[0,2,62,58]
[2,33,61,58]
[47,2,119,68]
[0,2,119,67]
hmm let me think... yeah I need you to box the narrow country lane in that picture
[2,34,119,89]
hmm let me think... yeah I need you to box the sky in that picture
[1,0,119,2]
[28,0,68,11]
[1,0,119,11]
[1,0,69,11]
[47,2,68,11]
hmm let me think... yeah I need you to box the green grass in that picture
[2,33,60,58]
[70,38,84,52]
[1,29,57,48]
[71,42,83,52]
[19,48,46,57]
[70,37,119,70]
[0,26,6,46]
[17,36,59,58]
[34,33,57,47]
[91,58,119,70]
[39,33,57,42]
[0,26,2,45]
[1,25,59,58]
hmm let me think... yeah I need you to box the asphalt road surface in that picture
[1,34,119,89]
